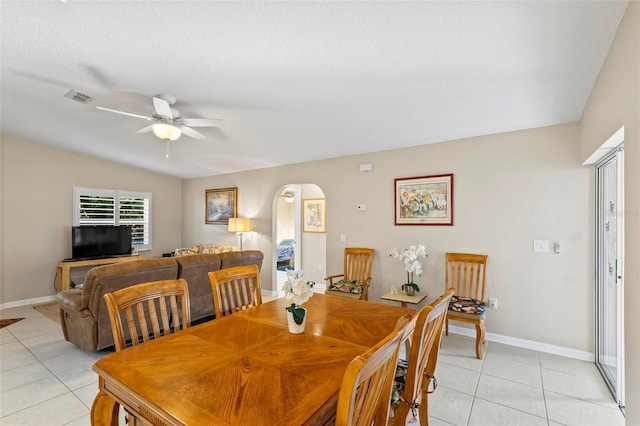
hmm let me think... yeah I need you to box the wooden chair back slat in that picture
[104,279,191,352]
[390,288,455,426]
[445,253,488,301]
[336,315,412,426]
[209,265,262,318]
[344,248,374,282]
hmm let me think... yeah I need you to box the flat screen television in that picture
[72,225,132,260]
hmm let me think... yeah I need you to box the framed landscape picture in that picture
[303,198,326,233]
[394,174,453,226]
[205,187,237,224]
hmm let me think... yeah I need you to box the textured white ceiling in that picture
[0,1,628,179]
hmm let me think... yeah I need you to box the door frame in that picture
[594,144,625,412]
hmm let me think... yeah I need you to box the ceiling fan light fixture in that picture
[152,123,181,141]
[283,192,295,203]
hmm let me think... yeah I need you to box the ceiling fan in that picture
[280,191,296,203]
[96,94,224,142]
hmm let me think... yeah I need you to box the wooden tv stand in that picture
[56,255,143,292]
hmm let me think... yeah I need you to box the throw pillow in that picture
[173,246,200,257]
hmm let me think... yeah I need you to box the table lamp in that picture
[228,218,252,250]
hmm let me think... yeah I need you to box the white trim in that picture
[0,295,57,311]
[582,125,625,165]
[261,284,327,299]
[447,324,594,362]
[261,289,280,298]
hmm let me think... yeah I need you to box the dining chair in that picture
[325,247,375,301]
[208,264,262,318]
[336,314,413,426]
[390,288,455,426]
[444,253,489,359]
[103,278,191,352]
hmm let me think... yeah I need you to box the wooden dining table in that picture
[91,293,416,426]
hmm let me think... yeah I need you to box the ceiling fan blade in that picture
[180,126,205,140]
[136,125,154,134]
[96,106,153,121]
[153,96,174,118]
[178,118,225,127]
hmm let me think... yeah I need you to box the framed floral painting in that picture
[205,187,237,224]
[303,198,326,233]
[394,174,453,226]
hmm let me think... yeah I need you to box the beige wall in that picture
[184,122,592,352]
[0,135,183,304]
[580,1,639,423]
[2,5,635,417]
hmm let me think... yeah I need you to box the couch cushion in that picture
[84,258,179,350]
[218,250,264,270]
[176,253,222,321]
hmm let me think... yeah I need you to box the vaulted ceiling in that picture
[1,1,628,179]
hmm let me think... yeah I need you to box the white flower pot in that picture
[287,308,307,334]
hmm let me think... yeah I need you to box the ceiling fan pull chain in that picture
[165,141,170,159]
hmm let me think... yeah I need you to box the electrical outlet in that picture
[339,233,346,242]
[489,297,498,309]
[356,203,366,211]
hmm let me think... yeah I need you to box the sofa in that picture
[57,250,264,351]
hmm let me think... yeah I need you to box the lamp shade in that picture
[152,123,182,141]
[228,218,252,233]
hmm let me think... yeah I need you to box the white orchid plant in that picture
[283,271,315,324]
[389,244,427,292]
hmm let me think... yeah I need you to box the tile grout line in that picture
[1,311,89,419]
[536,349,553,426]
[464,340,488,426]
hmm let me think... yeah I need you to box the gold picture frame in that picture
[303,198,326,233]
[394,174,454,226]
[205,187,238,224]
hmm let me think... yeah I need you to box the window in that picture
[73,187,152,251]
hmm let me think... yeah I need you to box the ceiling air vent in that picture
[64,89,93,104]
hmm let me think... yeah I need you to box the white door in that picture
[595,146,625,412]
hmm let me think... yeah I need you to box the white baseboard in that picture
[0,295,57,310]
[262,283,327,298]
[447,324,594,362]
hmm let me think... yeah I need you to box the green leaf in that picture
[292,307,306,325]
[286,303,306,325]
[401,283,420,292]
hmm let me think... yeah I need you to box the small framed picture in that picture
[205,187,237,224]
[303,198,326,233]
[394,174,454,226]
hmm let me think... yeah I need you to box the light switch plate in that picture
[533,240,549,252]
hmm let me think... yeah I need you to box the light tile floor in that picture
[0,304,626,426]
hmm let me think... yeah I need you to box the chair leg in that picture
[475,320,485,359]
[419,391,429,426]
[91,390,120,426]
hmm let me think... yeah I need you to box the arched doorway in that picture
[273,184,326,295]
